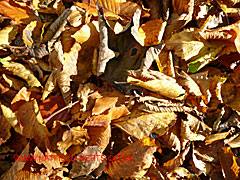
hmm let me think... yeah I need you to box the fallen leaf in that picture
[70,146,103,178]
[113,108,177,139]
[0,0,35,24]
[219,146,239,179]
[138,19,167,46]
[57,126,89,155]
[0,59,42,88]
[106,138,157,179]
[127,69,186,100]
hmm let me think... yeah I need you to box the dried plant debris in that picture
[1,0,240,179]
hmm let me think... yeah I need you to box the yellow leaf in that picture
[0,59,42,88]
[22,21,37,46]
[166,31,205,60]
[32,0,65,15]
[219,146,239,179]
[0,26,18,50]
[112,108,177,139]
[72,21,99,47]
[127,69,186,100]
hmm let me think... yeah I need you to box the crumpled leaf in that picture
[127,69,186,100]
[97,7,117,76]
[70,146,103,178]
[166,31,205,60]
[112,108,177,139]
[106,138,157,179]
[43,8,71,49]
[34,146,61,170]
[57,126,89,155]
[219,146,239,179]
[0,25,18,50]
[177,70,202,97]
[15,100,50,149]
[32,0,65,15]
[0,143,29,180]
[1,104,22,135]
[0,59,42,88]
[161,143,190,171]
[181,113,212,142]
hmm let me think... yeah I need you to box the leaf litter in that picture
[1,0,240,179]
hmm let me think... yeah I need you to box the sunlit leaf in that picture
[113,108,177,139]
[0,0,35,24]
[0,25,18,50]
[138,19,167,46]
[0,59,42,88]
[219,146,239,179]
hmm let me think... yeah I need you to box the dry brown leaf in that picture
[166,167,192,180]
[70,146,103,178]
[138,19,167,46]
[161,143,190,171]
[224,131,240,148]
[32,0,65,15]
[57,126,89,155]
[0,59,42,88]
[0,25,18,50]
[112,108,177,139]
[1,143,29,180]
[157,124,181,154]
[181,113,212,142]
[1,74,25,91]
[1,104,22,135]
[86,125,111,153]
[177,70,202,97]
[34,146,61,170]
[219,146,239,179]
[82,0,126,15]
[15,100,50,149]
[0,114,11,145]
[92,96,118,115]
[127,69,186,100]
[205,132,230,145]
[106,138,157,179]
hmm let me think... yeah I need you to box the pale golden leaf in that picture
[112,108,177,139]
[0,59,42,88]
[0,26,18,50]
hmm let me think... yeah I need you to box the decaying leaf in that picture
[113,108,177,139]
[0,59,42,88]
[219,146,239,179]
[70,146,103,178]
[106,138,157,179]
[57,126,89,155]
[127,69,186,100]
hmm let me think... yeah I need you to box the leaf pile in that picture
[1,0,240,179]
